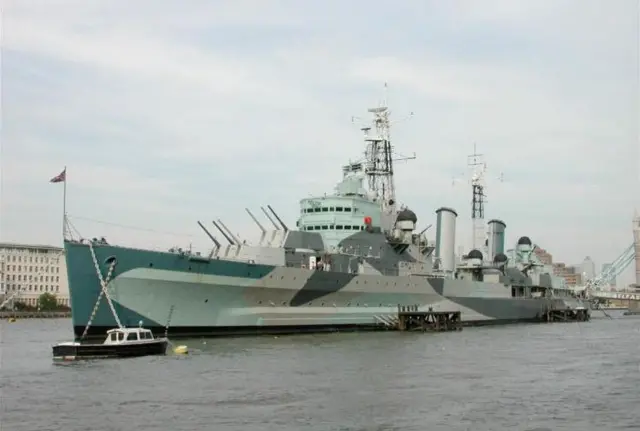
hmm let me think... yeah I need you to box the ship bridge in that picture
[297,164,382,250]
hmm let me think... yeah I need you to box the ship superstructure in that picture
[62,97,586,339]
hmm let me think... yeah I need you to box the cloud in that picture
[1,0,638,285]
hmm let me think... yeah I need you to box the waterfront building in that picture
[0,242,69,307]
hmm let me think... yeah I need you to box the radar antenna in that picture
[350,83,415,211]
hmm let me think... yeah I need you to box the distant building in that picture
[0,242,69,308]
[534,248,553,265]
[580,256,596,281]
[552,263,583,287]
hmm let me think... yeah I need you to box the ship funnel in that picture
[487,219,506,262]
[435,207,458,273]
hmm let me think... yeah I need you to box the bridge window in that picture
[329,207,335,211]
[313,208,321,213]
[336,225,343,230]
[322,225,329,230]
[126,332,138,341]
[336,207,344,212]
[344,208,352,212]
[321,207,329,212]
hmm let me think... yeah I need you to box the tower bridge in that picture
[567,211,640,303]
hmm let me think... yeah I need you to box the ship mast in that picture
[468,143,487,252]
[364,105,395,209]
[353,84,415,213]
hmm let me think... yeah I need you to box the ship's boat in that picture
[52,326,168,361]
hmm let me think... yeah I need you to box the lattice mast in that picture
[363,106,395,209]
[355,84,415,212]
[468,143,487,252]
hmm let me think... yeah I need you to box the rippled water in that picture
[1,315,638,431]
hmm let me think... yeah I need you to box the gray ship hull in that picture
[65,241,582,338]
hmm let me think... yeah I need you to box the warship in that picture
[63,100,587,339]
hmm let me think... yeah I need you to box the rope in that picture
[80,253,119,339]
[80,285,106,340]
[81,241,123,337]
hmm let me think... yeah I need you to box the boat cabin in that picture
[104,327,156,344]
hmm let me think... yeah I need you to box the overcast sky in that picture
[1,0,638,285]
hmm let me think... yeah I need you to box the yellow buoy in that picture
[173,345,188,355]
[8,318,16,323]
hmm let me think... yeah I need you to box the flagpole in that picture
[62,166,67,240]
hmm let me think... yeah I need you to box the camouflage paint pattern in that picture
[64,229,585,340]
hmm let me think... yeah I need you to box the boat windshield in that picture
[108,331,125,342]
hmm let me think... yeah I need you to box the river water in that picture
[1,314,638,431]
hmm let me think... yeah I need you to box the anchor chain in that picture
[85,241,123,331]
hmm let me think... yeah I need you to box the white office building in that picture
[0,242,69,308]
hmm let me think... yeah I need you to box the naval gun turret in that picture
[393,208,417,241]
[386,207,417,253]
[454,225,512,282]
[514,236,539,274]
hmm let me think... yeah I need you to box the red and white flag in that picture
[50,168,66,183]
